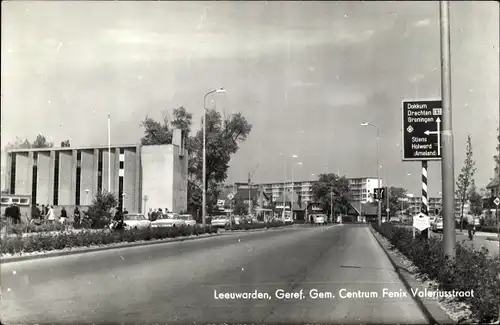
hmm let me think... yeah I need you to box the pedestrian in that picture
[43,204,49,216]
[31,204,40,224]
[46,206,55,224]
[147,208,153,220]
[123,208,129,215]
[12,203,21,225]
[60,206,68,225]
[4,203,15,225]
[113,207,124,231]
[466,214,475,239]
[151,208,158,222]
[73,206,81,228]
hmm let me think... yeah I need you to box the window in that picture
[32,152,38,205]
[1,198,10,204]
[10,153,16,194]
[97,149,103,192]
[118,177,124,208]
[75,151,82,205]
[53,152,60,205]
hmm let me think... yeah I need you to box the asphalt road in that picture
[2,224,436,324]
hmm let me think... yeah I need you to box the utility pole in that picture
[439,1,456,259]
[386,187,390,221]
[248,164,259,216]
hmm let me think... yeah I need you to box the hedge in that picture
[1,225,219,256]
[224,221,292,231]
[373,223,500,323]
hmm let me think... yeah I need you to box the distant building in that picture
[3,129,188,214]
[241,177,382,208]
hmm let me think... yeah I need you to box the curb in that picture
[0,233,222,264]
[220,225,296,233]
[368,226,454,325]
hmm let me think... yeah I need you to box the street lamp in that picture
[291,159,302,220]
[361,122,381,226]
[202,87,226,227]
[85,189,90,205]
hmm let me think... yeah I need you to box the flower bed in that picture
[373,223,500,323]
[224,221,292,231]
[1,225,219,256]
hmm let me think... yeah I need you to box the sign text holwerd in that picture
[402,100,443,161]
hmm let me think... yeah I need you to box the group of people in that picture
[30,204,83,226]
[147,208,169,221]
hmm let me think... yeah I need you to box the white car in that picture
[151,213,186,228]
[122,213,151,230]
[314,214,327,225]
[179,214,197,227]
[284,216,293,224]
[211,216,230,227]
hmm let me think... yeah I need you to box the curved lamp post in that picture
[361,122,381,226]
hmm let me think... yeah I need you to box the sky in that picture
[1,1,499,197]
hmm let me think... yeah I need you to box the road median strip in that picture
[371,223,500,324]
[369,227,453,325]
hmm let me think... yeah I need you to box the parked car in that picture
[284,216,294,224]
[313,214,327,225]
[389,216,400,224]
[432,217,443,232]
[178,214,197,226]
[122,213,151,230]
[211,215,230,227]
[151,213,185,228]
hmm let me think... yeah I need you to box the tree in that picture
[86,190,118,229]
[456,135,477,231]
[31,134,54,148]
[61,140,71,147]
[380,187,407,217]
[312,173,351,215]
[4,137,31,150]
[468,183,483,217]
[140,106,252,216]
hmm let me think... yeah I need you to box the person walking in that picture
[60,206,68,226]
[147,208,153,220]
[73,207,81,229]
[46,206,56,224]
[31,204,41,225]
[466,213,475,240]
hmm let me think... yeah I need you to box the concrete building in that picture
[347,177,382,204]
[3,129,188,214]
[235,177,382,207]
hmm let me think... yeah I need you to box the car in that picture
[178,214,197,227]
[211,215,230,227]
[432,217,443,232]
[284,216,293,224]
[122,213,151,230]
[151,213,186,228]
[389,217,400,224]
[313,214,327,225]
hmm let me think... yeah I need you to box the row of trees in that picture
[5,135,70,150]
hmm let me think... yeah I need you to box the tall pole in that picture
[439,1,456,259]
[248,173,251,216]
[421,161,429,239]
[107,114,111,194]
[291,164,294,220]
[202,92,211,227]
[282,158,287,220]
[376,129,381,226]
[386,186,390,221]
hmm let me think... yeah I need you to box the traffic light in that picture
[373,188,386,200]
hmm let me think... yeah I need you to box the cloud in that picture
[413,19,431,27]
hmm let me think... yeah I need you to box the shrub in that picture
[0,225,219,256]
[373,223,500,323]
[225,221,291,231]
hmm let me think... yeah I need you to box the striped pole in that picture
[421,160,429,238]
[119,150,125,209]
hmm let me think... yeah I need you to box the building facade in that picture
[347,177,382,204]
[3,129,188,214]
[234,177,382,207]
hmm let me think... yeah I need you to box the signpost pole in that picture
[386,187,390,221]
[421,161,429,239]
[439,0,456,260]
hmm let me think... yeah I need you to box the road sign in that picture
[413,212,431,231]
[402,100,443,161]
[494,197,500,206]
[227,193,234,200]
